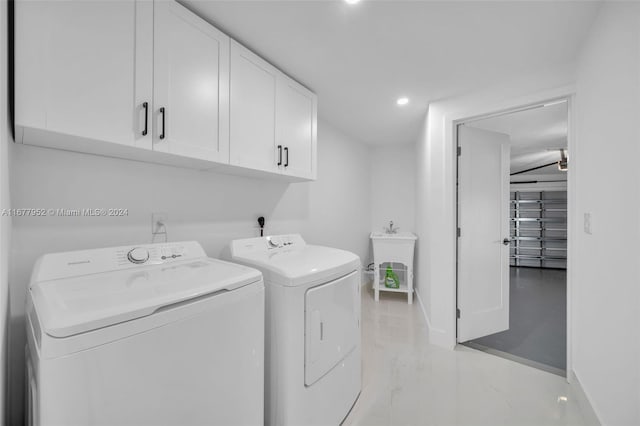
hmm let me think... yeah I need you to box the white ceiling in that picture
[467,101,568,176]
[181,0,599,145]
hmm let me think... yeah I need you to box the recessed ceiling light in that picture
[396,97,409,106]
[345,0,361,4]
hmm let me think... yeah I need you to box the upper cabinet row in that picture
[15,0,317,181]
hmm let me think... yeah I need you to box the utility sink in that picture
[370,232,417,261]
[370,230,417,304]
[370,231,417,240]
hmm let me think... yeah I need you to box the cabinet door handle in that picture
[277,145,282,166]
[284,147,289,167]
[142,102,149,136]
[159,107,166,140]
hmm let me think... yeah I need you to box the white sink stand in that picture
[370,232,417,304]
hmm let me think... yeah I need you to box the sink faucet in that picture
[385,221,398,234]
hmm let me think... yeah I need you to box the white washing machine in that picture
[226,234,361,426]
[26,241,264,426]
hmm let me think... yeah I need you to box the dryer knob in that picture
[127,247,149,264]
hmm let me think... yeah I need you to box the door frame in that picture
[454,95,575,378]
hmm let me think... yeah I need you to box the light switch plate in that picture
[583,212,592,235]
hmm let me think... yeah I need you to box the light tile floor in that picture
[342,288,599,426]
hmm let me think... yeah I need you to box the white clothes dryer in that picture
[26,241,264,426]
[226,234,361,426]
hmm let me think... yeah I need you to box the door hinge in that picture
[457,308,461,319]
[457,227,461,237]
[457,146,461,156]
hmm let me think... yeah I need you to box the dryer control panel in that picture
[230,234,306,256]
[32,241,207,282]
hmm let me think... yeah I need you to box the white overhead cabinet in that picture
[15,0,316,181]
[276,76,317,180]
[15,0,153,150]
[230,41,317,180]
[229,41,278,173]
[153,1,229,162]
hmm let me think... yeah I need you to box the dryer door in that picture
[305,270,360,386]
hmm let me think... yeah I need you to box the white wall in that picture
[414,117,430,323]
[303,122,373,260]
[0,0,10,423]
[572,3,640,425]
[6,118,372,424]
[370,144,415,234]
[414,4,640,423]
[414,64,575,348]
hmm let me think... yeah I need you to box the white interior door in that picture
[457,125,511,342]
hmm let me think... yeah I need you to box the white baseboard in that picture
[568,370,601,426]
[415,289,431,329]
[415,290,454,349]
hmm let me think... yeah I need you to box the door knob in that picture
[502,238,511,246]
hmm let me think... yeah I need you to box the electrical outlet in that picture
[583,212,592,235]
[152,212,168,235]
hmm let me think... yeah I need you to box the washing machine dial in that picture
[127,247,149,264]
[268,237,282,248]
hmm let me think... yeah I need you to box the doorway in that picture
[456,99,569,376]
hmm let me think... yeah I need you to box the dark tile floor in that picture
[468,267,567,371]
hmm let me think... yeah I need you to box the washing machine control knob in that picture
[268,237,281,248]
[127,247,149,264]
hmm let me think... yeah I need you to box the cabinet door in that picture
[153,1,230,162]
[15,0,153,150]
[276,76,317,180]
[229,41,279,172]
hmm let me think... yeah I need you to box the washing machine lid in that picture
[229,235,359,287]
[31,257,262,338]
